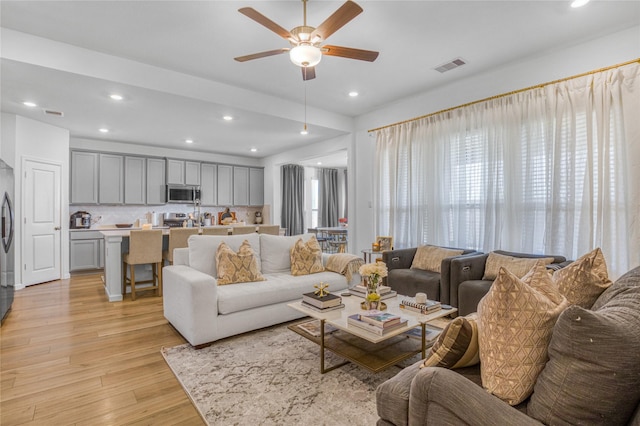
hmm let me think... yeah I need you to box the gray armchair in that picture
[449,250,570,316]
[382,246,477,304]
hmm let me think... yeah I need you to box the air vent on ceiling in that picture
[434,58,466,73]
[44,109,64,117]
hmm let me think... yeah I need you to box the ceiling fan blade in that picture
[238,7,294,40]
[311,1,363,41]
[302,66,316,81]
[322,45,379,62]
[234,48,289,62]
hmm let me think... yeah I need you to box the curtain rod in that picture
[368,58,640,133]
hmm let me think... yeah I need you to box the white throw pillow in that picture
[259,233,314,274]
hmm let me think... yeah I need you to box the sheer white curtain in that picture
[375,61,640,278]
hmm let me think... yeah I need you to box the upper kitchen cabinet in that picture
[200,163,217,206]
[99,154,124,204]
[249,167,264,206]
[233,166,249,206]
[124,156,146,205]
[166,159,200,185]
[217,164,233,206]
[70,151,99,204]
[146,157,166,205]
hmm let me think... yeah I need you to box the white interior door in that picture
[23,160,61,285]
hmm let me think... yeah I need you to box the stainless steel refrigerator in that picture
[1,159,15,324]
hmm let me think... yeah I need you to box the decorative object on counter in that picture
[70,211,91,229]
[115,223,133,228]
[376,236,393,252]
[203,212,213,226]
[254,210,263,224]
[142,223,153,230]
[359,262,389,310]
[219,208,236,225]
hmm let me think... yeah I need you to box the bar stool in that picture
[122,229,163,301]
[202,227,230,235]
[231,225,257,235]
[163,227,199,265]
[257,225,280,235]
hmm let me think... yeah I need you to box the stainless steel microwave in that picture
[166,185,201,204]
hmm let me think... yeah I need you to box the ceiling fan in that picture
[234,0,379,81]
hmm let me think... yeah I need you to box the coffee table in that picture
[287,294,456,374]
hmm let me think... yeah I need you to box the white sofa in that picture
[163,232,359,347]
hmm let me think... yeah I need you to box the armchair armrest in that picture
[409,367,540,426]
[163,265,219,347]
[439,251,480,305]
[383,248,417,270]
[449,253,489,309]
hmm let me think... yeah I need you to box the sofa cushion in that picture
[188,233,261,278]
[216,271,348,315]
[259,233,314,274]
[552,247,612,309]
[411,245,464,273]
[483,252,555,280]
[290,235,324,276]
[478,265,568,405]
[528,267,640,425]
[216,240,265,285]
[387,269,441,299]
[421,313,479,369]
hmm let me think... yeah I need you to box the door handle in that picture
[54,226,61,231]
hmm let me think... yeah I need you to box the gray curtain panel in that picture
[281,164,305,236]
[319,168,339,227]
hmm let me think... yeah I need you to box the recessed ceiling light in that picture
[23,101,38,107]
[110,94,123,101]
[571,0,589,7]
[223,115,233,121]
[250,148,257,152]
[99,128,109,133]
[185,139,194,144]
[348,91,359,97]
[317,162,322,165]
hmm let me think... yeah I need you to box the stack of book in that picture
[399,297,442,314]
[349,284,398,300]
[347,310,408,336]
[301,292,344,312]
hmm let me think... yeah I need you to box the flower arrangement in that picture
[359,262,388,309]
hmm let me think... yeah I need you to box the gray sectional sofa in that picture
[376,265,640,426]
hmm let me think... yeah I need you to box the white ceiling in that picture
[2,1,639,166]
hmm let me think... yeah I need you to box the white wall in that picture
[2,114,70,287]
[341,25,639,254]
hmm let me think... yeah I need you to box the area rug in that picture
[161,322,418,425]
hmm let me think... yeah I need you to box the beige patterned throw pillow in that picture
[216,240,265,285]
[410,245,464,273]
[552,247,612,309]
[421,313,479,369]
[483,252,555,280]
[290,235,324,276]
[478,265,568,405]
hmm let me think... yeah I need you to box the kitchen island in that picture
[100,226,233,301]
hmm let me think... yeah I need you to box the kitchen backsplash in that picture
[70,204,268,227]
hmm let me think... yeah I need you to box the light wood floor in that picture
[1,274,204,425]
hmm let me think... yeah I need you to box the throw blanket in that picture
[326,253,364,283]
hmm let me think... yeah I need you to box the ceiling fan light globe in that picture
[290,44,322,68]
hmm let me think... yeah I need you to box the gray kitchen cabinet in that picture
[233,166,249,206]
[146,158,166,205]
[99,153,124,204]
[167,159,201,185]
[217,164,233,206]
[124,156,146,204]
[185,161,201,185]
[200,163,217,206]
[70,231,104,271]
[70,151,99,204]
[166,159,185,185]
[249,167,264,206]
